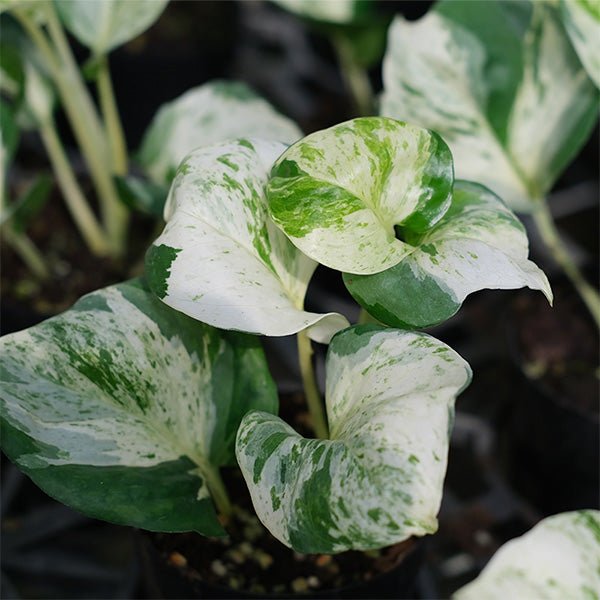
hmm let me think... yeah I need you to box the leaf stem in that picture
[17,5,128,255]
[3,227,51,280]
[38,116,111,256]
[333,34,374,117]
[96,55,128,176]
[297,329,329,439]
[532,200,600,329]
[203,464,232,521]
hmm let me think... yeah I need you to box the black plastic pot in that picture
[136,532,424,600]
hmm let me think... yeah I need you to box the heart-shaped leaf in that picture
[145,138,348,342]
[381,1,598,212]
[54,0,168,56]
[138,81,303,186]
[236,325,471,553]
[343,181,552,329]
[454,510,600,599]
[267,117,453,275]
[561,0,600,88]
[0,279,277,534]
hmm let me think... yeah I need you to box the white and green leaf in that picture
[273,0,363,24]
[236,325,471,553]
[138,81,303,186]
[381,0,598,212]
[54,0,168,56]
[145,138,348,343]
[561,0,600,88]
[267,117,454,275]
[454,510,600,599]
[0,279,278,534]
[343,181,552,329]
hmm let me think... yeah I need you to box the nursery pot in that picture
[502,286,599,515]
[136,530,424,600]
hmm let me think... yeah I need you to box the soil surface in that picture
[512,283,599,416]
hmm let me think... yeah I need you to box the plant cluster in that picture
[1,0,599,597]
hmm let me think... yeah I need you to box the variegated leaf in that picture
[381,0,598,212]
[236,325,472,553]
[145,138,348,343]
[0,279,277,534]
[343,181,552,329]
[267,117,453,275]
[55,0,168,56]
[454,510,600,599]
[561,0,600,88]
[273,0,362,24]
[138,81,303,186]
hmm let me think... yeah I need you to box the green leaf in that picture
[381,0,599,212]
[0,278,278,534]
[145,138,348,343]
[0,98,19,173]
[54,0,168,56]
[2,173,52,231]
[267,116,453,275]
[343,181,552,329]
[236,325,472,553]
[561,0,600,88]
[454,510,600,599]
[114,174,168,217]
[138,80,302,186]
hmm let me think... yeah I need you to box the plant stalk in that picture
[532,200,600,329]
[297,329,329,439]
[97,55,128,176]
[18,6,128,255]
[202,463,232,520]
[3,227,51,280]
[38,117,111,256]
[333,34,374,117]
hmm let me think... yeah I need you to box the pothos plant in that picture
[1,114,553,562]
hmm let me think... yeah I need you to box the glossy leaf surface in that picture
[236,325,471,553]
[0,279,277,534]
[267,117,453,275]
[455,511,600,599]
[343,181,552,329]
[138,81,302,186]
[381,0,598,211]
[55,0,168,56]
[145,139,348,342]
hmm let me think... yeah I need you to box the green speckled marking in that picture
[236,326,471,553]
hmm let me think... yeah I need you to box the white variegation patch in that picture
[274,0,358,23]
[561,0,600,88]
[55,0,168,56]
[138,81,302,185]
[146,138,348,342]
[381,3,598,212]
[236,326,472,553]
[454,510,600,599]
